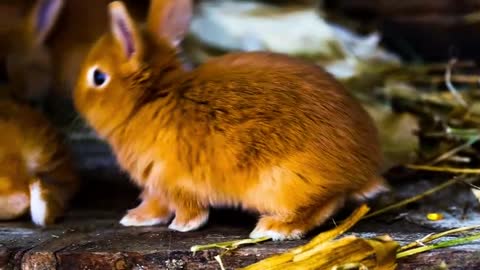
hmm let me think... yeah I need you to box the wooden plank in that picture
[2,210,480,269]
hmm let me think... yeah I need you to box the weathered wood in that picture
[1,177,480,270]
[2,214,480,269]
[0,124,479,269]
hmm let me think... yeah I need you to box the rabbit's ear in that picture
[27,0,64,46]
[108,1,143,64]
[147,0,193,47]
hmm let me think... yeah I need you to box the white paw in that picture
[29,181,48,226]
[249,227,303,241]
[119,213,172,227]
[168,212,209,232]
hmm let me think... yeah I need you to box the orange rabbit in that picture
[74,0,388,240]
[0,94,79,225]
[2,0,148,103]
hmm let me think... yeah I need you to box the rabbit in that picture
[73,0,388,240]
[0,94,79,226]
[2,0,148,104]
[0,0,60,102]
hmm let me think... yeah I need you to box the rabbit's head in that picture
[4,0,63,102]
[74,0,192,137]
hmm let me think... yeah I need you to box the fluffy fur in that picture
[74,0,387,240]
[0,97,79,225]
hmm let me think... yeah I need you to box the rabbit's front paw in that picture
[168,209,209,232]
[120,203,173,227]
[249,216,305,241]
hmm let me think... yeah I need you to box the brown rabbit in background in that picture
[0,0,60,102]
[74,0,387,240]
[1,0,148,103]
[0,94,79,225]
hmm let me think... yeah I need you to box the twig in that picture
[406,165,480,174]
[446,156,471,163]
[363,176,465,219]
[408,61,476,72]
[421,128,478,139]
[398,225,480,252]
[214,255,226,270]
[462,180,480,190]
[190,237,270,253]
[191,237,270,270]
[332,263,369,270]
[445,58,469,108]
[397,232,480,258]
[463,10,480,23]
[427,135,480,165]
[445,127,480,139]
[416,74,480,85]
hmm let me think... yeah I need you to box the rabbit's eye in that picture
[93,69,107,85]
[87,66,110,88]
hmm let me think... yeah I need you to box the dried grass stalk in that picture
[241,205,399,270]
